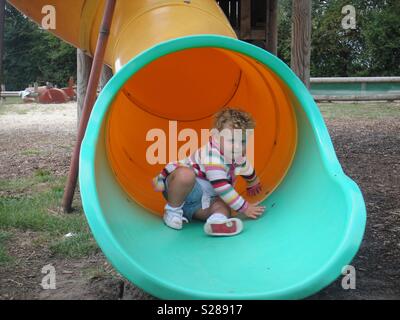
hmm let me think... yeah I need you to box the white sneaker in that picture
[204,217,243,236]
[163,206,188,230]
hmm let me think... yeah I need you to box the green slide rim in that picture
[80,35,366,299]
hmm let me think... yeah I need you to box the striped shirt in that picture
[152,136,258,213]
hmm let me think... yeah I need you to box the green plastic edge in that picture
[79,34,367,300]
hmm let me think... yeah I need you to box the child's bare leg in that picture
[166,167,196,207]
[193,198,231,221]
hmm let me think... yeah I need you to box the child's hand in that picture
[244,202,266,219]
[246,178,262,196]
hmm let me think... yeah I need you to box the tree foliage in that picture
[2,1,399,89]
[278,0,399,76]
[3,4,76,90]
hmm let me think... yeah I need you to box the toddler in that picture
[152,107,265,236]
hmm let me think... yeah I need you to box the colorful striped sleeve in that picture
[204,162,249,214]
[236,157,258,184]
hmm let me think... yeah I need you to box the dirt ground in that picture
[0,102,399,300]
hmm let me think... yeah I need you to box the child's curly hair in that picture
[213,107,256,131]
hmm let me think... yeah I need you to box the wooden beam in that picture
[291,0,312,88]
[314,94,400,102]
[78,52,112,127]
[77,49,93,127]
[311,77,400,83]
[240,0,251,39]
[219,1,230,23]
[34,82,39,103]
[234,28,265,40]
[265,0,278,55]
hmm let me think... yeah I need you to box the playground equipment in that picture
[311,77,400,102]
[20,79,76,104]
[9,0,366,299]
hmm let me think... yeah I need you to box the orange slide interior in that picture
[105,47,298,215]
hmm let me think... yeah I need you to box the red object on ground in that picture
[22,77,76,104]
[38,88,70,104]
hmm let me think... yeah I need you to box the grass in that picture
[0,169,54,195]
[0,97,25,106]
[0,169,99,264]
[0,231,13,264]
[0,99,63,116]
[0,105,29,115]
[318,102,400,120]
[49,233,98,259]
[0,98,33,115]
[81,263,123,282]
[21,149,42,156]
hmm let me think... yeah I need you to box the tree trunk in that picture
[291,0,312,88]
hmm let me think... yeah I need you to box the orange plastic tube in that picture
[8,0,297,215]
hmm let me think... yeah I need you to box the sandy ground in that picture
[0,102,399,300]
[0,103,77,180]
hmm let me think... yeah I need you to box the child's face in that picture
[218,126,247,163]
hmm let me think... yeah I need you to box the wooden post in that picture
[77,49,93,126]
[62,0,117,213]
[77,53,112,127]
[0,0,6,104]
[265,0,278,55]
[34,82,39,102]
[219,1,230,24]
[0,84,4,103]
[240,0,251,40]
[100,64,113,91]
[291,0,312,88]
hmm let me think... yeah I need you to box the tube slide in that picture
[9,0,366,299]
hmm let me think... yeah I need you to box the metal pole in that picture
[62,0,116,212]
